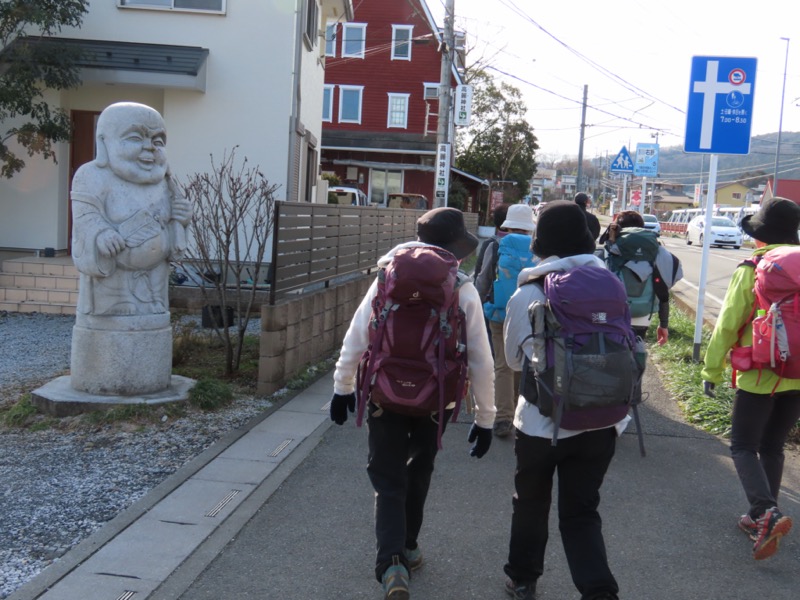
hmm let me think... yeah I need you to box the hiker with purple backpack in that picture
[501,200,640,600]
[702,197,800,561]
[330,207,496,600]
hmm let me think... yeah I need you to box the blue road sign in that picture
[684,56,757,155]
[610,146,634,174]
[634,143,659,177]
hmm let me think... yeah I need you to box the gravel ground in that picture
[0,311,307,599]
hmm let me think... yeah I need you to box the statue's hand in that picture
[97,229,126,258]
[171,197,192,226]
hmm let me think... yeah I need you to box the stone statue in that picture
[67,102,192,397]
[71,102,192,316]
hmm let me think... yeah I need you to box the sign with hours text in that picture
[633,143,659,177]
[435,143,451,203]
[684,56,757,155]
[454,84,473,127]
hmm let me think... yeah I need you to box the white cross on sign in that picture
[693,60,752,150]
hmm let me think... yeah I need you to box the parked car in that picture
[387,193,429,210]
[642,213,661,236]
[686,215,742,249]
[328,186,369,206]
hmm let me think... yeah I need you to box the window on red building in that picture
[391,25,413,60]
[342,23,367,58]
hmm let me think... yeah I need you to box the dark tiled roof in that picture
[4,36,208,76]
[322,130,437,153]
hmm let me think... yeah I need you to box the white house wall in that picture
[66,1,296,194]
[0,90,64,251]
[0,1,301,254]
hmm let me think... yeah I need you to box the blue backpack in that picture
[484,233,537,323]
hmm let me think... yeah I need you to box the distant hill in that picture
[654,131,800,188]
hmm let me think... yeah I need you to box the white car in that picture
[686,216,742,249]
[642,213,661,236]
[329,186,369,206]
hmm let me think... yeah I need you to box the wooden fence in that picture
[268,203,478,304]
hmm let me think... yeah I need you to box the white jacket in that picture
[503,253,631,439]
[333,241,496,429]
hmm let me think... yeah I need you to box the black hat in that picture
[417,207,479,259]
[532,200,597,258]
[740,197,800,245]
[574,192,590,207]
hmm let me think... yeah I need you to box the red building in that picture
[320,0,483,210]
[763,178,800,205]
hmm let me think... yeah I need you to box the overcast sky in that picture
[429,0,800,165]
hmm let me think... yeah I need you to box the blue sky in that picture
[429,0,800,162]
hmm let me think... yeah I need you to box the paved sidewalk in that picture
[10,359,799,600]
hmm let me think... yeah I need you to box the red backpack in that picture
[734,246,800,389]
[356,246,469,447]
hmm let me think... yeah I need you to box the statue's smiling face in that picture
[103,109,168,184]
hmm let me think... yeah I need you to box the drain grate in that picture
[269,438,293,457]
[205,489,241,517]
[116,592,136,600]
[321,401,331,411]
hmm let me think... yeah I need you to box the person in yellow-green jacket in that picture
[702,197,800,561]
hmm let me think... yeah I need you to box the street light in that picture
[773,37,790,197]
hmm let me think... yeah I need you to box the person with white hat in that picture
[475,203,538,438]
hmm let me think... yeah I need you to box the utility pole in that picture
[576,85,588,195]
[773,37,790,197]
[435,0,455,208]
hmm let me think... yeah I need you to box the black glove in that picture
[330,393,356,425]
[468,423,492,458]
[703,381,716,398]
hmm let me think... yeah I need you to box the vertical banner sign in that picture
[633,143,659,177]
[435,143,451,206]
[454,84,473,127]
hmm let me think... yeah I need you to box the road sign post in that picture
[684,56,757,361]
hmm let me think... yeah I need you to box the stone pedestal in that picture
[31,375,195,417]
[70,313,173,396]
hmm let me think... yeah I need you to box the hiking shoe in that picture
[505,578,536,600]
[738,514,758,541]
[494,420,514,438]
[382,556,410,600]
[403,546,423,571]
[752,507,793,560]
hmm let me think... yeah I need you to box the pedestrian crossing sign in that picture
[610,146,634,174]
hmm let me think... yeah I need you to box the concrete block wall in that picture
[258,276,372,396]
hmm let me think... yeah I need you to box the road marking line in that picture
[675,279,725,305]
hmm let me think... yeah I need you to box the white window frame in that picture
[391,25,413,61]
[342,23,367,59]
[387,93,410,129]
[322,85,334,122]
[423,83,439,100]
[325,21,338,57]
[117,0,226,14]
[303,0,319,51]
[339,85,364,124]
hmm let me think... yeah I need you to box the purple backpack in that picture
[520,265,646,454]
[356,246,469,448]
